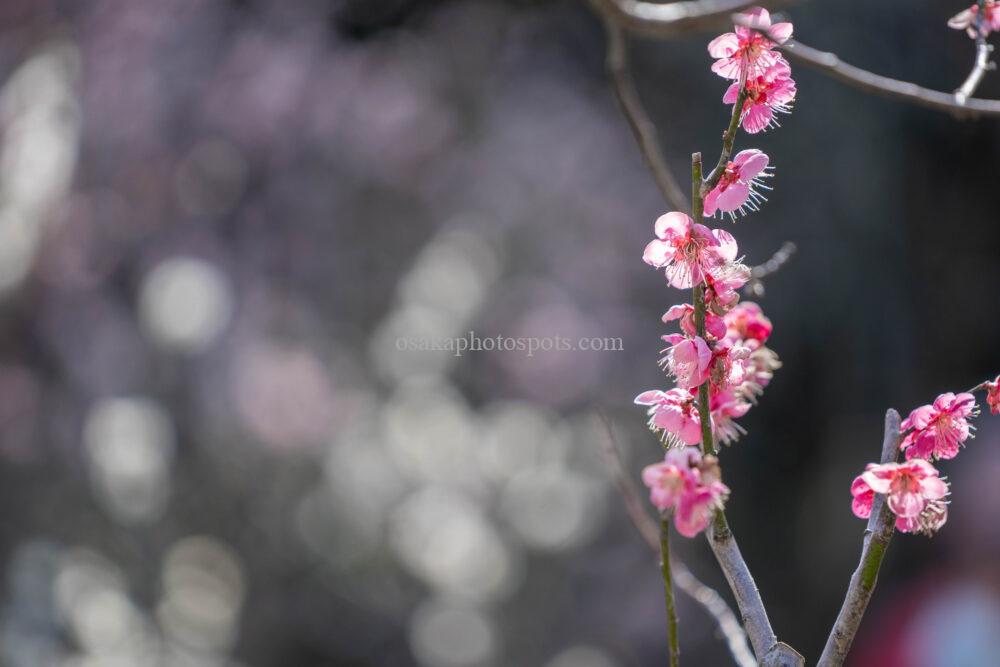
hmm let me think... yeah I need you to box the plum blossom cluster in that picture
[642,447,730,537]
[949,1,1000,38]
[850,382,998,537]
[705,8,796,218]
[639,8,791,537]
[637,213,780,453]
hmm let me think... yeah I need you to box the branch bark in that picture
[817,409,902,667]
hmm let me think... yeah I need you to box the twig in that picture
[597,0,1000,118]
[660,517,681,667]
[955,0,995,105]
[598,11,690,211]
[817,409,902,667]
[703,88,748,194]
[596,413,756,667]
[744,241,797,298]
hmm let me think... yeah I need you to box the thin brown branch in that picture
[597,10,690,210]
[955,1,995,104]
[596,413,755,667]
[597,0,1000,117]
[818,409,902,667]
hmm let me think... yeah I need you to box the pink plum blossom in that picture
[724,302,773,344]
[724,58,796,133]
[711,388,751,445]
[708,7,793,81]
[643,212,738,288]
[704,262,751,314]
[707,339,752,391]
[985,375,1000,415]
[661,334,712,389]
[703,149,772,219]
[949,1,1000,38]
[851,459,950,536]
[663,303,726,340]
[642,447,730,537]
[901,392,978,461]
[740,344,781,398]
[634,388,703,445]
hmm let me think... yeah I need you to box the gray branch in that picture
[817,409,902,667]
[706,514,804,666]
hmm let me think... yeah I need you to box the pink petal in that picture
[714,182,750,213]
[679,419,703,445]
[662,305,689,322]
[707,33,739,58]
[703,187,720,217]
[722,82,741,104]
[733,149,769,179]
[711,57,743,80]
[888,490,924,519]
[920,476,949,501]
[642,239,671,267]
[634,390,665,406]
[768,22,793,43]
[652,405,685,432]
[712,229,739,262]
[852,493,873,519]
[861,470,892,494]
[741,7,771,28]
[654,211,692,240]
[742,105,773,134]
[895,516,919,533]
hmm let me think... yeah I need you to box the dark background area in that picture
[0,0,997,665]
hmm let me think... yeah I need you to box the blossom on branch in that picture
[850,459,950,536]
[985,375,1000,414]
[711,389,751,445]
[708,7,793,81]
[661,334,712,389]
[642,212,738,288]
[949,1,1000,38]
[634,388,703,445]
[703,149,772,219]
[642,447,730,537]
[663,303,727,340]
[724,58,796,134]
[723,302,773,344]
[900,392,978,461]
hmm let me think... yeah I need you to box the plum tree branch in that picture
[597,9,690,211]
[595,0,1000,117]
[691,153,803,667]
[817,409,902,667]
[597,414,756,667]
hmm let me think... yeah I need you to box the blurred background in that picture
[0,0,998,665]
